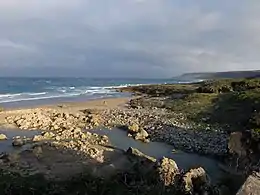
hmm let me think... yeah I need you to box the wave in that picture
[0,93,83,103]
[0,85,121,103]
[0,82,169,104]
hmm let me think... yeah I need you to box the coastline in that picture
[0,81,254,194]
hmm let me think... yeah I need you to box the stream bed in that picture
[90,128,232,183]
[0,128,40,153]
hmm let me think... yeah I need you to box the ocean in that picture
[0,77,183,108]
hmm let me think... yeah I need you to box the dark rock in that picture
[12,138,25,147]
[228,132,246,156]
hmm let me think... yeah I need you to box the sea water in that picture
[0,77,184,107]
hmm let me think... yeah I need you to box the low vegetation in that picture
[123,78,260,134]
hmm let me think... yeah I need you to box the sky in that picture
[0,0,260,78]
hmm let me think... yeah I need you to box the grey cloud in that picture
[0,0,259,77]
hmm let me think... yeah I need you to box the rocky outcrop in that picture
[125,148,215,194]
[5,109,101,131]
[236,172,260,195]
[228,131,260,173]
[228,132,246,157]
[155,157,179,186]
[183,167,211,195]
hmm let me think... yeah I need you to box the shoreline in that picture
[0,83,249,194]
[0,96,132,112]
[0,94,228,157]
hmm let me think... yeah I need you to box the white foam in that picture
[0,84,138,104]
[0,93,82,103]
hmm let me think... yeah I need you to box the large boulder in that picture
[236,172,260,195]
[228,132,246,156]
[155,157,179,186]
[183,167,211,194]
[228,131,260,172]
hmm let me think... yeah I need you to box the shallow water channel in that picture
[0,128,40,153]
[90,128,228,182]
[0,127,242,187]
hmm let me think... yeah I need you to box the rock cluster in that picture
[125,147,214,194]
[150,126,228,155]
[127,123,149,142]
[12,136,32,147]
[4,106,229,156]
[5,109,100,131]
[101,108,228,155]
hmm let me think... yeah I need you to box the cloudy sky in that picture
[0,0,259,78]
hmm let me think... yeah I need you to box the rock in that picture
[228,132,246,156]
[126,147,156,163]
[55,136,61,141]
[236,172,260,195]
[134,129,149,141]
[183,167,211,194]
[156,157,179,186]
[128,123,139,133]
[127,133,133,137]
[0,134,7,140]
[42,132,55,138]
[33,135,44,142]
[12,138,25,147]
[32,146,43,158]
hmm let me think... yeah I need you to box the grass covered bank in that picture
[122,78,260,135]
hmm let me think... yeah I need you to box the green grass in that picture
[127,78,260,134]
[164,93,217,121]
[121,83,198,96]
